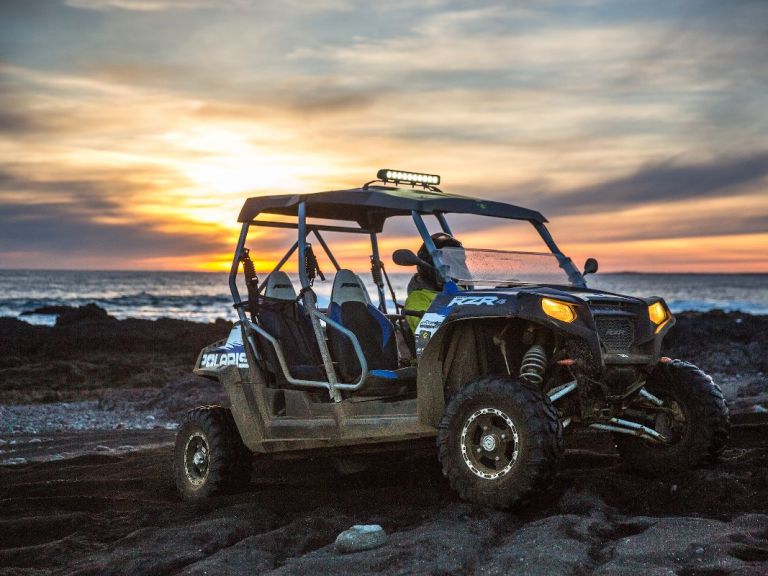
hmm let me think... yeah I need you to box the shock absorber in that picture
[240,249,259,308]
[520,343,547,386]
[304,243,325,285]
[370,254,383,287]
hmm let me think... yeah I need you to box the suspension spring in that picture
[304,244,324,284]
[241,249,258,287]
[370,255,383,286]
[240,249,259,307]
[520,344,547,386]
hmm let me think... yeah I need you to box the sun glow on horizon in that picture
[166,128,310,195]
[146,126,357,231]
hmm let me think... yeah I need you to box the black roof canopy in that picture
[238,185,546,231]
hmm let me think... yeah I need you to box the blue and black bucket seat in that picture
[327,270,415,393]
[252,271,324,384]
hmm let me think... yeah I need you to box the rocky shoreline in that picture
[0,304,231,405]
[662,310,768,413]
[1,304,766,411]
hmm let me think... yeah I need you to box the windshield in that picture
[438,247,574,287]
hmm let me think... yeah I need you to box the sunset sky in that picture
[1,0,766,272]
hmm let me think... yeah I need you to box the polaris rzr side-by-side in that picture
[174,169,730,508]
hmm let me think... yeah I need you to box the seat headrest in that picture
[264,271,297,300]
[331,269,371,306]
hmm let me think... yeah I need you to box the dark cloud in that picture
[0,202,224,258]
[0,84,110,139]
[580,212,768,244]
[0,111,49,134]
[0,168,120,194]
[0,168,226,260]
[284,88,385,115]
[405,205,768,245]
[0,107,92,139]
[536,153,768,215]
[0,168,147,216]
[413,157,768,245]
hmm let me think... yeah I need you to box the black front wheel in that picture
[174,405,252,502]
[437,375,564,509]
[615,360,730,474]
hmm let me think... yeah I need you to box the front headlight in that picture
[541,297,577,323]
[648,301,669,327]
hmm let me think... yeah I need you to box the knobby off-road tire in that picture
[615,360,730,474]
[174,405,252,502]
[437,375,564,509]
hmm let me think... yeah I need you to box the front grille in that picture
[595,316,635,353]
[589,301,629,313]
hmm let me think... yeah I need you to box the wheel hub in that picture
[460,407,519,480]
[184,432,210,486]
[652,399,687,440]
[193,446,208,468]
[481,434,497,452]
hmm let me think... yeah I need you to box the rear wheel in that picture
[437,375,563,508]
[615,360,730,473]
[174,405,252,502]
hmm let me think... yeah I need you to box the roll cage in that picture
[229,184,584,402]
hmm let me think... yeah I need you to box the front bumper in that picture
[521,293,674,375]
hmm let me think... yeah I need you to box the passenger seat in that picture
[327,270,399,382]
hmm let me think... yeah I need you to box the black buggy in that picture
[175,169,730,508]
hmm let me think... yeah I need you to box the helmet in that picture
[417,232,463,290]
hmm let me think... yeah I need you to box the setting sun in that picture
[167,128,308,194]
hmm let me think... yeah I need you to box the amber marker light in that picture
[648,301,668,325]
[541,298,577,323]
[648,301,670,332]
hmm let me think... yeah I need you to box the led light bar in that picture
[377,169,441,186]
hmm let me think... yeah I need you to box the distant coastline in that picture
[1,270,767,324]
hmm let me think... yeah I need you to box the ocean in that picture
[0,269,766,325]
